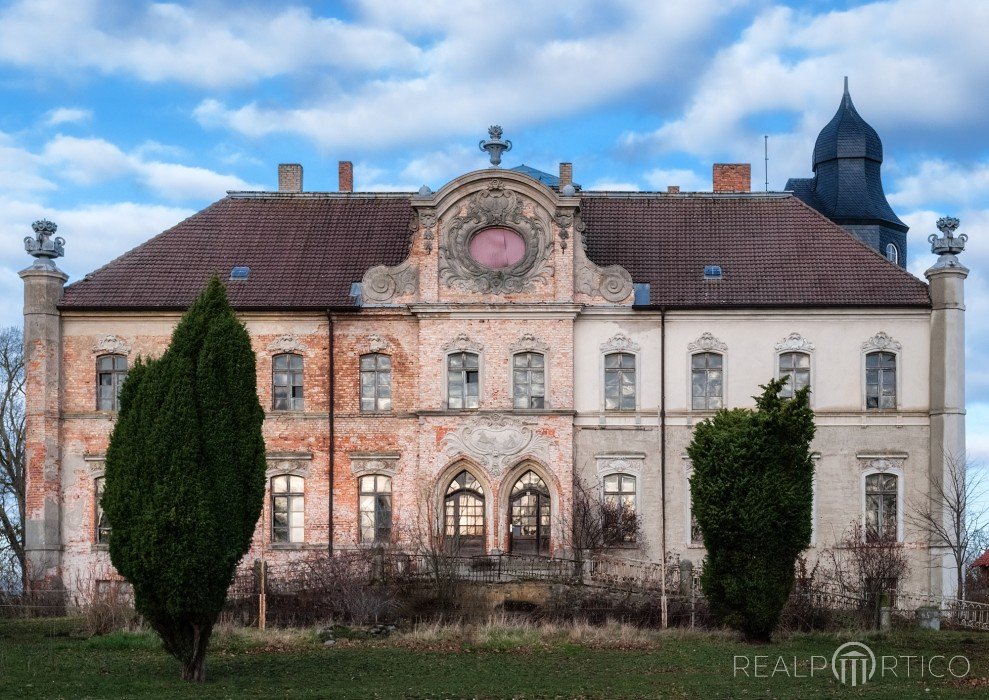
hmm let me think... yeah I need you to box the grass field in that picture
[1,617,987,698]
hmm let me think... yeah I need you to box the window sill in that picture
[91,544,109,553]
[268,542,309,550]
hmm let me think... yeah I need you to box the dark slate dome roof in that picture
[813,80,883,169]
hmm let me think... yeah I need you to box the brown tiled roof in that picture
[60,190,930,311]
[580,193,930,307]
[61,194,415,309]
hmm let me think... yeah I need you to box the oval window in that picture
[469,227,526,269]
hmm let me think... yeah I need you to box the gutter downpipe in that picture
[660,306,668,628]
[327,311,335,555]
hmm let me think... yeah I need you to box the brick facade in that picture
[22,161,963,602]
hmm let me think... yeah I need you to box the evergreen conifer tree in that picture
[102,277,265,680]
[687,378,815,642]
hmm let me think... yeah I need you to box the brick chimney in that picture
[559,162,573,189]
[667,185,680,194]
[338,161,353,192]
[713,164,751,192]
[277,164,303,193]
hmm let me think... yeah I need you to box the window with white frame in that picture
[885,243,898,264]
[691,352,723,410]
[272,353,304,411]
[359,474,392,543]
[602,473,637,544]
[95,476,110,544]
[865,351,896,409]
[271,475,304,543]
[360,353,392,412]
[865,472,898,541]
[604,352,636,411]
[447,352,480,409]
[512,352,545,409]
[778,351,810,398]
[96,354,128,411]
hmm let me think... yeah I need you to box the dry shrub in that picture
[73,577,139,636]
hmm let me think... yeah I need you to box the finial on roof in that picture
[843,75,849,97]
[928,215,968,270]
[479,125,512,167]
[24,219,65,268]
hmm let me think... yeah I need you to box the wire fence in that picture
[3,552,989,632]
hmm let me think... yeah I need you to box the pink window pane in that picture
[469,227,526,269]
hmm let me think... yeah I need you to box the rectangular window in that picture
[691,352,723,410]
[604,353,636,411]
[360,354,393,412]
[448,352,479,409]
[95,477,110,544]
[865,472,898,541]
[603,474,637,544]
[97,355,128,411]
[778,352,810,398]
[271,475,304,543]
[866,352,896,409]
[513,352,545,409]
[359,475,392,543]
[273,354,304,411]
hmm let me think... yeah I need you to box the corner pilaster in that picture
[19,220,68,594]
[924,216,968,598]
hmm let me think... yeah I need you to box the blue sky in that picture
[1,0,988,467]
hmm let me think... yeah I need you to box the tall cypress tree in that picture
[687,378,815,642]
[102,277,265,681]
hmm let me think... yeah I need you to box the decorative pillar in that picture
[19,220,68,595]
[924,216,968,598]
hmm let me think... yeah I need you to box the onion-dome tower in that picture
[786,78,908,267]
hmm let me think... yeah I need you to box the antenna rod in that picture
[764,135,769,192]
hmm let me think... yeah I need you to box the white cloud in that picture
[586,180,640,191]
[0,196,194,327]
[44,107,92,126]
[0,0,421,89]
[889,159,989,211]
[621,0,989,187]
[39,134,262,199]
[0,131,54,196]
[193,1,732,149]
[643,168,709,193]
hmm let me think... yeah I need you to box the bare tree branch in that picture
[907,451,989,599]
[0,326,25,590]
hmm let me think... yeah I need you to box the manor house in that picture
[22,85,967,599]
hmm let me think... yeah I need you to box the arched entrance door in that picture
[509,471,551,555]
[444,470,485,555]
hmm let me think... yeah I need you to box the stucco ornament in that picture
[595,454,645,475]
[349,452,400,476]
[859,457,905,472]
[571,211,633,303]
[362,259,419,305]
[441,414,551,476]
[367,334,391,353]
[442,332,483,354]
[599,332,640,354]
[415,208,438,253]
[509,332,549,354]
[93,335,132,355]
[687,332,728,353]
[266,335,308,354]
[774,332,815,353]
[439,180,553,294]
[861,331,901,353]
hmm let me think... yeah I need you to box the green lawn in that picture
[1,617,987,698]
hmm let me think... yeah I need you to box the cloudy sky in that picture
[2,0,988,462]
